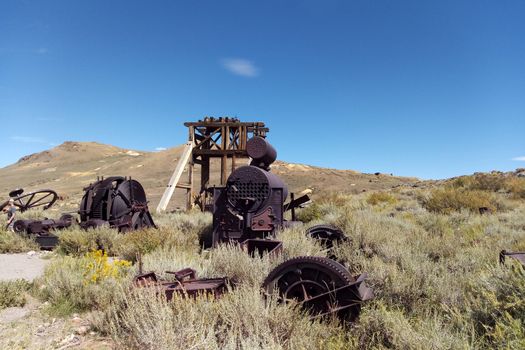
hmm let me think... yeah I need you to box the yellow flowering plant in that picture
[82,250,132,285]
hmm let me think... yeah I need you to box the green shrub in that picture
[296,203,323,222]
[466,262,525,348]
[56,227,120,256]
[366,191,397,205]
[451,173,525,199]
[0,230,39,253]
[97,285,349,350]
[0,279,31,309]
[505,177,525,199]
[35,250,132,315]
[422,188,498,214]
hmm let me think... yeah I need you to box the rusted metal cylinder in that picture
[247,136,277,167]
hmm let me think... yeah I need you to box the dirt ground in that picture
[0,253,50,281]
[0,253,113,349]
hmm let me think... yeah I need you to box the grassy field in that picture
[1,175,524,349]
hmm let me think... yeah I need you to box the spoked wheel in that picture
[263,256,363,320]
[9,189,58,212]
[306,225,348,249]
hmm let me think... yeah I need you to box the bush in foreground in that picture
[0,279,31,309]
[0,229,39,253]
[35,250,132,315]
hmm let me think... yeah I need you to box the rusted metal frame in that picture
[500,250,525,265]
[19,192,35,207]
[283,194,311,212]
[300,274,373,317]
[239,239,283,258]
[28,192,53,207]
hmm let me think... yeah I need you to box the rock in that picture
[27,251,36,256]
[71,316,82,325]
[36,324,46,336]
[75,325,90,336]
[58,334,81,348]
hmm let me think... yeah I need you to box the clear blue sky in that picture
[1,0,524,179]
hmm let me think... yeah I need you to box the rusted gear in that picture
[306,224,348,249]
[0,189,58,212]
[263,256,367,321]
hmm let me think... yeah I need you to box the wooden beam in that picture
[156,142,193,213]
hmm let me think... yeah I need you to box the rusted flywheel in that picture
[263,256,368,321]
[0,189,58,212]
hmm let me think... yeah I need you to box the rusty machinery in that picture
[13,214,74,249]
[139,135,373,321]
[12,177,155,249]
[134,268,229,299]
[211,136,288,245]
[79,176,156,231]
[0,188,58,212]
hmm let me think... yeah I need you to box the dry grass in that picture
[421,187,500,214]
[0,279,31,309]
[12,180,525,349]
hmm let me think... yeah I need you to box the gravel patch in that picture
[0,253,50,281]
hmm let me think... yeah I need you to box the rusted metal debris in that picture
[13,214,74,249]
[306,225,348,249]
[0,188,58,212]
[140,255,373,321]
[499,250,525,266]
[263,256,374,321]
[204,135,372,320]
[79,176,156,231]
[134,268,228,299]
[10,177,155,250]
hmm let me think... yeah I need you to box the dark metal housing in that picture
[79,176,156,231]
[212,136,288,246]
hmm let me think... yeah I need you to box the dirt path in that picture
[0,253,50,281]
[0,253,113,349]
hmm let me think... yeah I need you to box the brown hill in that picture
[0,141,420,211]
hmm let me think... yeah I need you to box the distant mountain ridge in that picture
[0,141,419,211]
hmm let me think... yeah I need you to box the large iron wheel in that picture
[263,256,361,320]
[1,189,58,212]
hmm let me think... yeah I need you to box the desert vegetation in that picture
[1,178,524,349]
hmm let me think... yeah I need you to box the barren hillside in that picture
[0,141,420,210]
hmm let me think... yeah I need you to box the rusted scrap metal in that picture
[0,189,58,212]
[499,250,525,266]
[79,176,156,231]
[13,214,74,249]
[134,268,228,299]
[306,225,348,249]
[263,256,373,321]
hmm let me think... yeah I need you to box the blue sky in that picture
[1,0,524,179]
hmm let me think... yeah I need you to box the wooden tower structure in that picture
[156,117,269,212]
